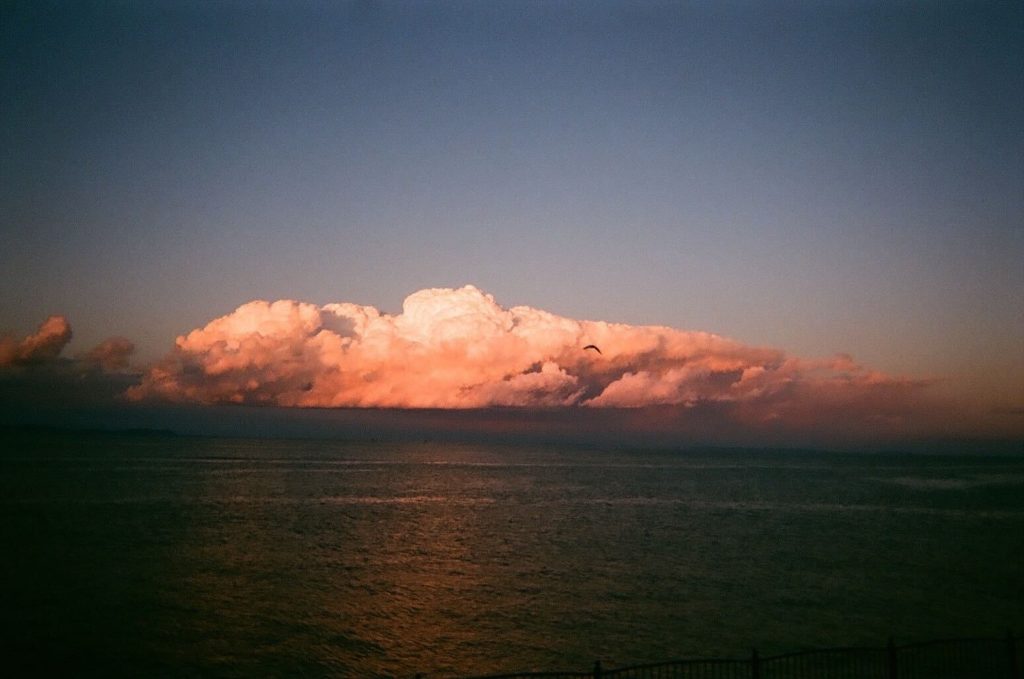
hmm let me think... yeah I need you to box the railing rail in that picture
[449,632,1020,679]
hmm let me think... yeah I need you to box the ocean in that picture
[1,432,1022,677]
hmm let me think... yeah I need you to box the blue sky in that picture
[2,0,1022,411]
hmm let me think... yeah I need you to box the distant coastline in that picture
[1,417,1020,458]
[0,424,179,439]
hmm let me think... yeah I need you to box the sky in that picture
[1,1,1022,445]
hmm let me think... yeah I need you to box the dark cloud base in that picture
[2,388,1020,456]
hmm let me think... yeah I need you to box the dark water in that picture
[1,433,1022,677]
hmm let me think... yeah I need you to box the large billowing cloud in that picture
[128,286,933,423]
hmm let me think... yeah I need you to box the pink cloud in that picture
[79,336,136,372]
[0,315,72,366]
[128,285,935,433]
[1,317,137,375]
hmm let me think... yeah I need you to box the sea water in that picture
[1,433,1022,677]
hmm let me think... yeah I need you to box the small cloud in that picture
[80,337,136,372]
[1,316,136,375]
[0,315,72,366]
[0,317,141,417]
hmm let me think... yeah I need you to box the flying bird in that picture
[583,344,602,355]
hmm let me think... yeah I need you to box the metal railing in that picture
[453,633,1020,679]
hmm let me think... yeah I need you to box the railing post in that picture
[1008,630,1018,679]
[751,647,760,679]
[593,658,602,679]
[887,637,898,679]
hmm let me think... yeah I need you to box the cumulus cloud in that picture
[128,285,934,430]
[1,317,135,373]
[0,316,72,366]
[0,318,142,419]
[79,337,136,372]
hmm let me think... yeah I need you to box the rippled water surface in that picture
[2,433,1022,677]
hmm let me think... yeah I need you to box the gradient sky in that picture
[2,1,1022,414]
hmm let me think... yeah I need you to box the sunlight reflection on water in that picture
[1,436,1022,677]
